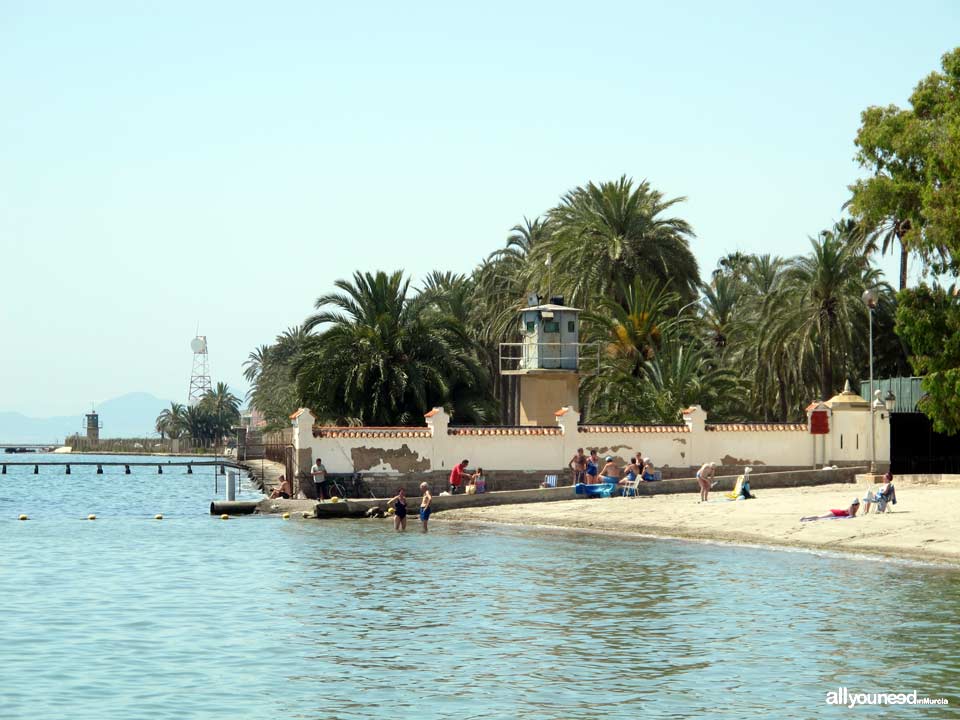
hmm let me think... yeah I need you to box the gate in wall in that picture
[890,413,960,474]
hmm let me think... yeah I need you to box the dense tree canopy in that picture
[246,173,916,428]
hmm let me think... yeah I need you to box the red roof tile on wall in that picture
[447,427,562,436]
[705,423,806,432]
[578,425,689,433]
[312,426,431,439]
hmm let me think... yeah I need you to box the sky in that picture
[1,1,958,417]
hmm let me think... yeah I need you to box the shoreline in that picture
[437,480,960,567]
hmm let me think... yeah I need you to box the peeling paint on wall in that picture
[351,444,431,472]
[721,454,766,466]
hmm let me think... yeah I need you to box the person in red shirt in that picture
[449,459,469,494]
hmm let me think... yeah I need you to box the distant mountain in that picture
[0,392,174,443]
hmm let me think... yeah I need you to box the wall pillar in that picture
[290,408,316,496]
[682,405,706,465]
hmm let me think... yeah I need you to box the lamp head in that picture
[861,289,878,309]
[884,389,896,412]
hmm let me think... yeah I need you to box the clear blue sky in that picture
[1,1,957,416]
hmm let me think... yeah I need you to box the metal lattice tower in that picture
[188,336,213,405]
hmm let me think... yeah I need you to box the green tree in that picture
[895,284,960,434]
[538,176,700,307]
[201,382,242,440]
[765,228,886,402]
[848,47,960,287]
[247,328,307,430]
[155,402,185,440]
[296,270,493,425]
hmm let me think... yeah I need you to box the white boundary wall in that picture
[290,402,890,477]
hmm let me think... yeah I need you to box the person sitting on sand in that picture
[385,487,407,531]
[801,498,860,521]
[269,475,292,499]
[619,457,640,488]
[641,458,658,482]
[696,462,717,502]
[863,473,897,514]
[599,456,620,484]
[419,482,432,533]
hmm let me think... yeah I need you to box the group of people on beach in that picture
[568,448,659,487]
[801,472,898,521]
[447,459,485,494]
[384,483,432,532]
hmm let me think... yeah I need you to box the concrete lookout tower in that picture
[500,294,582,426]
[85,410,101,446]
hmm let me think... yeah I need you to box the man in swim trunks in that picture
[568,448,587,485]
[419,481,432,533]
[599,456,620,484]
[385,487,407,532]
[269,475,292,499]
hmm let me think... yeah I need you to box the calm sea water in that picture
[1,454,958,719]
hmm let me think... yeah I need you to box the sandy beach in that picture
[439,477,960,566]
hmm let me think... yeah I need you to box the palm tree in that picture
[296,270,493,425]
[642,339,738,423]
[538,176,700,307]
[182,405,214,445]
[243,345,270,384]
[155,402,185,440]
[765,228,887,401]
[201,383,242,442]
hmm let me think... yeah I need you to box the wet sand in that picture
[439,477,960,565]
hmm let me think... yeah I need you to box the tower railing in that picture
[498,342,601,374]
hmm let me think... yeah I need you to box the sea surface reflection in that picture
[1,456,958,718]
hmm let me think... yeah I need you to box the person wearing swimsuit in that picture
[419,482,432,533]
[385,487,408,532]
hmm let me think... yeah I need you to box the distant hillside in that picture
[0,392,173,443]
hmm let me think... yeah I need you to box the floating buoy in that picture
[282,512,291,519]
[220,514,230,520]
[386,506,395,515]
[87,514,97,521]
[154,514,163,520]
[330,496,340,503]
[18,514,28,521]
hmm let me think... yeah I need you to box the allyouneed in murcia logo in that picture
[826,687,949,708]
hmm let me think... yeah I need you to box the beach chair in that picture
[726,475,745,501]
[542,474,557,488]
[621,477,641,497]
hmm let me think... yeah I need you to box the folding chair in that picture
[622,477,641,497]
[543,474,557,488]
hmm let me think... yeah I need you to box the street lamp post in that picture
[862,289,878,474]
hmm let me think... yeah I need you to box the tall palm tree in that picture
[155,402,185,440]
[765,228,887,401]
[201,382,242,433]
[243,345,270,384]
[296,270,493,425]
[538,176,700,307]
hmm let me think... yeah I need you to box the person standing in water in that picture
[385,487,407,532]
[419,482,432,533]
